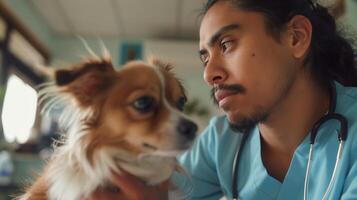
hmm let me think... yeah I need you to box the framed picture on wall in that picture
[119,42,142,65]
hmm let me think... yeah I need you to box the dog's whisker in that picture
[38,91,56,102]
[38,90,60,104]
[59,106,75,127]
[59,106,72,122]
[38,94,52,106]
[37,85,59,95]
[40,98,57,114]
[36,81,56,90]
[40,96,64,115]
[65,108,82,127]
[38,94,53,106]
[38,89,57,98]
[99,39,111,61]
[56,95,72,107]
[77,35,100,60]
[43,99,64,114]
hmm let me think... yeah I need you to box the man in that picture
[92,0,357,199]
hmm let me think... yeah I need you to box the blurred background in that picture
[0,0,356,199]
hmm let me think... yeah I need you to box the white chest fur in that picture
[45,147,177,200]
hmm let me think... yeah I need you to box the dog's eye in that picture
[133,96,156,113]
[176,96,186,111]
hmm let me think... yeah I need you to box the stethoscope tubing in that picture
[304,111,348,200]
[232,132,249,200]
[322,141,344,200]
[303,141,345,200]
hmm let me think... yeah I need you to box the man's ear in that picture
[55,59,115,107]
[286,15,312,59]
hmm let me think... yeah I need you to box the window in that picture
[1,74,38,143]
[0,2,49,146]
[9,31,45,68]
[0,17,6,41]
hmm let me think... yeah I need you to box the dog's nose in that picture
[177,118,198,140]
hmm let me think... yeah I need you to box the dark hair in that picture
[202,0,357,87]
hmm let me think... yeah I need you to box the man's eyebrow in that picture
[208,24,240,47]
[198,24,240,58]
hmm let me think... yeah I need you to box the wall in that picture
[50,36,122,68]
[2,0,55,50]
[345,0,357,33]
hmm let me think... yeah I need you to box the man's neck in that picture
[259,73,330,156]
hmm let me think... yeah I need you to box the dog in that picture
[19,54,197,200]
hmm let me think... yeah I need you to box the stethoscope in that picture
[231,82,348,200]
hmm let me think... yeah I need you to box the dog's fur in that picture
[19,55,197,200]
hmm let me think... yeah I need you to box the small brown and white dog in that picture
[19,53,197,200]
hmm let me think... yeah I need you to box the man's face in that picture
[199,1,299,129]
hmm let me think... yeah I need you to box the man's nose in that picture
[203,56,227,86]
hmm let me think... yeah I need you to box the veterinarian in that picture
[90,0,357,199]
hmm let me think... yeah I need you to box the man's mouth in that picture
[211,84,246,106]
[215,90,238,106]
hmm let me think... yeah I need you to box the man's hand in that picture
[86,171,169,200]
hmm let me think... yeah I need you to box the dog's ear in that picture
[55,59,115,107]
[148,57,187,101]
[148,57,173,73]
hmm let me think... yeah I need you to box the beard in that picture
[211,77,295,134]
[211,84,266,133]
[228,107,268,134]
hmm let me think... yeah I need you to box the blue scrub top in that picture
[173,82,357,199]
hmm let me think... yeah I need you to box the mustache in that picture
[211,84,246,105]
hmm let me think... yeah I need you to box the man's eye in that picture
[133,96,156,113]
[221,40,233,52]
[200,54,209,67]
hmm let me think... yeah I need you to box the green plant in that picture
[0,86,5,105]
[184,98,210,118]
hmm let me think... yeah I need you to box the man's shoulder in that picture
[208,115,227,127]
[337,84,357,157]
[340,85,357,101]
[207,115,236,136]
[199,115,242,144]
[337,84,357,112]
